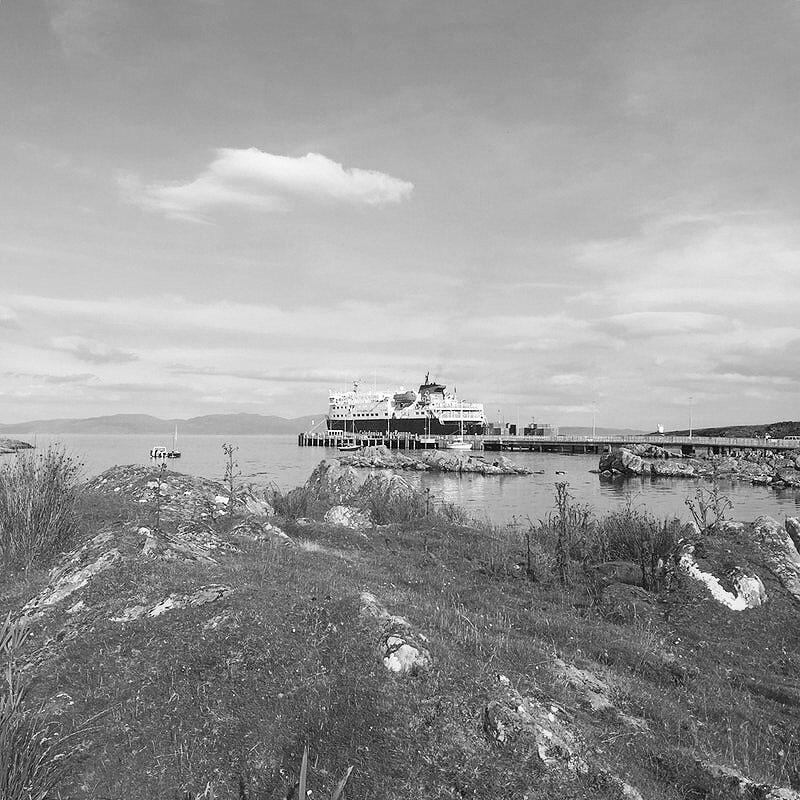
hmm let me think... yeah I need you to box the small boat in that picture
[150,426,181,459]
[167,425,181,459]
[418,436,437,447]
[339,440,361,452]
[445,402,472,450]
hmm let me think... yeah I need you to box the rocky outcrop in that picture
[598,448,649,477]
[338,445,530,475]
[323,505,372,529]
[0,437,34,454]
[360,592,431,674]
[84,465,274,522]
[484,681,587,772]
[303,460,363,505]
[551,658,648,730]
[650,459,696,477]
[752,516,800,603]
[22,529,122,620]
[677,757,800,800]
[113,584,232,623]
[599,447,800,487]
[678,542,767,610]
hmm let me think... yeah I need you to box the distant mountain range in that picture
[559,426,646,436]
[0,413,324,436]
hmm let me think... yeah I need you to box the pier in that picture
[298,431,799,455]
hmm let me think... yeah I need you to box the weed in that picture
[291,745,353,800]
[0,445,83,570]
[548,482,593,585]
[685,482,733,535]
[222,443,242,515]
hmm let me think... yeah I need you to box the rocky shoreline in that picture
[337,444,531,475]
[0,437,34,455]
[598,444,800,487]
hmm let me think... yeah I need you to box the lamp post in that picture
[689,396,694,439]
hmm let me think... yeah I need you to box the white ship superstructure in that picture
[327,375,486,436]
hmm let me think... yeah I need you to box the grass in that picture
[0,613,87,800]
[0,446,83,571]
[2,467,799,798]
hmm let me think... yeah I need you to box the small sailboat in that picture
[167,425,181,459]
[446,400,472,450]
[419,411,436,446]
[338,404,361,452]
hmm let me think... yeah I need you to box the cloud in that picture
[121,149,414,221]
[10,294,443,343]
[596,311,731,338]
[0,306,18,329]
[51,336,139,364]
[46,0,128,57]
[7,372,96,385]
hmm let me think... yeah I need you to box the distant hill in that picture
[0,413,323,435]
[660,421,800,438]
[559,426,646,436]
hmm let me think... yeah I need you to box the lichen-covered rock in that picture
[323,505,372,529]
[597,583,655,623]
[360,592,430,674]
[752,516,800,603]
[598,448,647,477]
[303,460,363,505]
[85,465,243,522]
[230,519,293,545]
[113,584,232,622]
[679,543,766,610]
[651,460,696,477]
[681,757,800,800]
[786,517,800,552]
[339,448,530,475]
[22,529,123,620]
[140,522,234,563]
[484,682,587,773]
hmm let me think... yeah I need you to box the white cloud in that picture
[51,336,138,364]
[121,149,414,221]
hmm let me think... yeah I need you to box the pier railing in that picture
[299,430,800,452]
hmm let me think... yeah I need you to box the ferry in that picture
[327,374,486,436]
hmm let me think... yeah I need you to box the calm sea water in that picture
[5,433,800,524]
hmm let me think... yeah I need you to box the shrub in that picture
[0,446,83,570]
[268,484,314,520]
[589,502,682,591]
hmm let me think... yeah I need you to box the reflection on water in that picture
[4,433,800,524]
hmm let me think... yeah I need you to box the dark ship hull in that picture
[327,418,485,436]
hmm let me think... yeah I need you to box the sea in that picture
[5,433,800,525]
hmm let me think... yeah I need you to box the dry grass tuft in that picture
[0,446,83,570]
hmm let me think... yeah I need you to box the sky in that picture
[1,1,799,428]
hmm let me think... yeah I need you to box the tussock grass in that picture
[0,446,83,570]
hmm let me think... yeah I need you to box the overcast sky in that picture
[2,1,799,428]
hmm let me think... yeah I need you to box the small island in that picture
[0,437,34,455]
